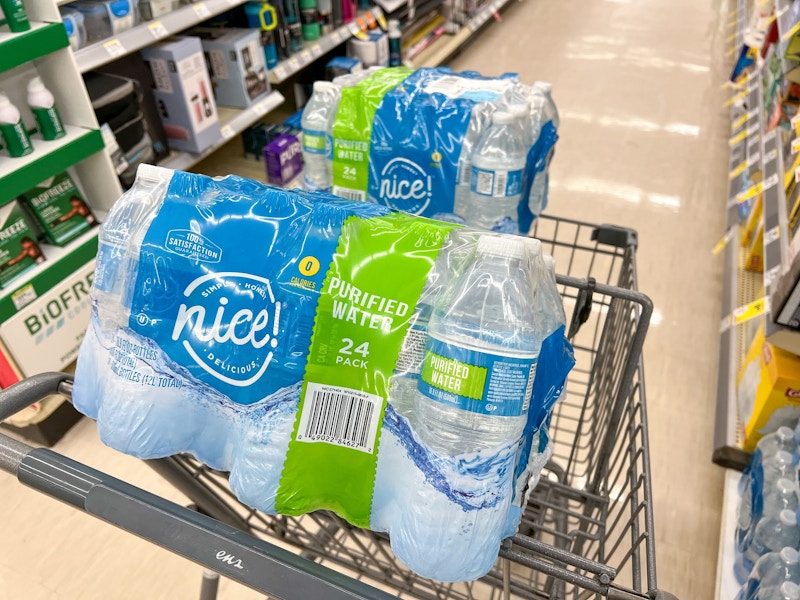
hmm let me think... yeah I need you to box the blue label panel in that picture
[470,167,524,198]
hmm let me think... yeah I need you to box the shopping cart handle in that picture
[9,446,398,600]
[0,372,73,422]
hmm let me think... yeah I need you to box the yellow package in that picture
[745,214,764,272]
[738,322,800,451]
[741,193,763,248]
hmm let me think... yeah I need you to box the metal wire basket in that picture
[145,215,669,600]
[0,215,673,600]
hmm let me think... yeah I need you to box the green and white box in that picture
[0,201,45,288]
[19,172,97,247]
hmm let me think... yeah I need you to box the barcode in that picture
[475,169,494,195]
[333,186,366,202]
[296,383,382,453]
[493,170,508,196]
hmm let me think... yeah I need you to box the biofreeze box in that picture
[18,172,97,246]
[0,261,93,376]
[0,201,45,288]
[142,37,220,154]
[200,29,270,108]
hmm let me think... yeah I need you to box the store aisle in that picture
[0,0,730,598]
[449,0,731,597]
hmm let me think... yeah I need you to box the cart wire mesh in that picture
[148,214,658,600]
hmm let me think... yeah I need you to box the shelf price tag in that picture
[273,65,287,80]
[794,165,800,183]
[253,98,269,116]
[103,39,126,58]
[737,181,764,203]
[748,151,762,166]
[287,56,301,71]
[732,296,769,325]
[764,128,777,143]
[748,134,761,150]
[766,264,782,287]
[729,161,748,179]
[332,29,344,43]
[300,49,312,64]
[764,148,777,163]
[147,21,169,39]
[712,227,736,255]
[731,112,749,131]
[792,138,800,154]
[311,43,323,57]
[729,129,749,146]
[220,124,235,140]
[724,88,750,108]
[11,284,37,311]
[765,226,781,244]
[193,2,211,18]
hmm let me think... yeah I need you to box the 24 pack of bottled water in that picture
[73,162,573,582]
[301,67,559,235]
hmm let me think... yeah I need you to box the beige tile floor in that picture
[0,0,733,597]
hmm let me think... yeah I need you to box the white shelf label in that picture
[288,57,301,71]
[748,152,761,166]
[273,65,287,80]
[300,49,312,64]
[332,30,343,43]
[795,165,800,183]
[765,172,780,189]
[11,285,37,311]
[793,138,800,154]
[765,226,781,244]
[253,98,269,116]
[764,128,777,143]
[193,2,211,19]
[765,148,778,163]
[104,39,126,58]
[147,21,169,39]
[766,264,782,288]
[220,124,235,139]
[748,134,760,149]
[311,43,323,57]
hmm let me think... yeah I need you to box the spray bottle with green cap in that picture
[0,0,31,33]
[27,77,66,141]
[0,93,33,158]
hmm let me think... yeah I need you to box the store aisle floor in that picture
[0,0,730,598]
[449,0,731,597]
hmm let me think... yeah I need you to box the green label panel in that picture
[275,212,457,527]
[421,350,487,400]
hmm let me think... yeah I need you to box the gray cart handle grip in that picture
[0,373,396,600]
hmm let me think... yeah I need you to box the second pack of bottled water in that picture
[73,164,574,582]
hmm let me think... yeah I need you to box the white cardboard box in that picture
[0,260,95,376]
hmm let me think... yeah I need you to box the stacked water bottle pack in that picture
[300,66,559,235]
[735,425,800,599]
[72,164,574,582]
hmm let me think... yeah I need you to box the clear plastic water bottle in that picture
[739,451,797,544]
[526,82,559,216]
[737,548,800,600]
[740,510,800,580]
[755,581,800,600]
[466,111,527,233]
[301,81,341,191]
[740,427,798,495]
[414,234,541,454]
[453,103,495,220]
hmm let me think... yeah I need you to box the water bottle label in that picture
[394,322,427,376]
[470,167,524,198]
[419,338,536,417]
[302,128,327,155]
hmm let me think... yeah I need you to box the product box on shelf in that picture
[0,260,94,377]
[347,31,389,67]
[199,29,271,108]
[737,323,800,450]
[141,37,221,154]
[17,172,98,247]
[264,133,303,185]
[70,0,138,44]
[745,214,765,273]
[772,246,800,329]
[326,56,364,79]
[0,201,45,289]
[139,0,179,20]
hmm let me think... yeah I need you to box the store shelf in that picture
[0,225,99,324]
[0,126,103,208]
[405,0,511,68]
[0,21,69,74]
[160,91,285,172]
[73,0,249,73]
[715,469,743,600]
[268,7,384,84]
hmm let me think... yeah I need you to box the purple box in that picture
[264,134,303,186]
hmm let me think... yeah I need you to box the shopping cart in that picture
[0,214,675,600]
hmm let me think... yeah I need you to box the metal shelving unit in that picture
[73,0,250,73]
[159,91,285,171]
[405,0,512,68]
[269,8,385,83]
